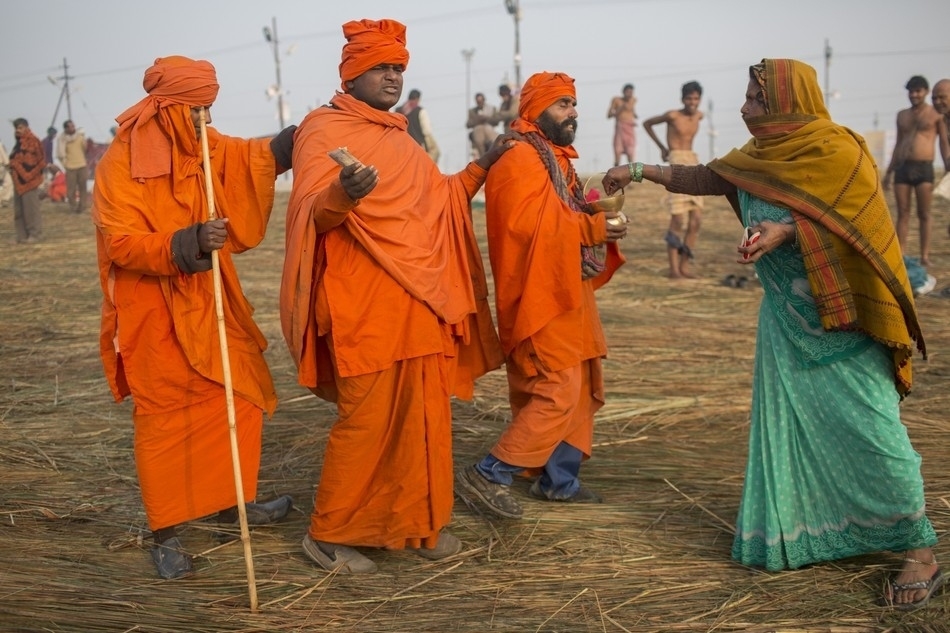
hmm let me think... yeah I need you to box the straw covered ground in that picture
[1,178,949,633]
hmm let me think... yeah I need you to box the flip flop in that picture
[885,566,947,611]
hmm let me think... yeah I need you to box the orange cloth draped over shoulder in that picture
[280,20,502,548]
[483,71,623,465]
[92,55,279,530]
[486,74,624,370]
[709,58,922,396]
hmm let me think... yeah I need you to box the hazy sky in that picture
[3,0,948,173]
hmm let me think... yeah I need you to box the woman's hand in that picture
[737,220,794,264]
[602,166,631,195]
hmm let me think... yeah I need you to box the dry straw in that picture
[1,179,947,631]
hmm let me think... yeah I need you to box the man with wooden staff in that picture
[92,55,295,580]
[281,18,512,574]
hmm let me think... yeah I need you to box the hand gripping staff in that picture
[198,109,258,612]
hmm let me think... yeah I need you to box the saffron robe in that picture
[93,126,278,530]
[484,118,624,465]
[280,93,502,548]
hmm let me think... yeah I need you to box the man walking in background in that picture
[643,81,704,279]
[399,88,440,163]
[8,118,46,243]
[56,120,89,213]
[607,83,637,166]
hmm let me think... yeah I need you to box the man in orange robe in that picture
[93,55,296,579]
[456,72,626,519]
[280,18,509,574]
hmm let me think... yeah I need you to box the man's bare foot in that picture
[679,267,697,279]
[667,270,684,280]
[885,548,941,608]
[921,257,932,267]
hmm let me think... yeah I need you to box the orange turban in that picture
[518,72,576,122]
[339,19,410,91]
[115,56,220,180]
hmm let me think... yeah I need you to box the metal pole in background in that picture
[462,48,475,160]
[504,0,522,89]
[263,17,286,131]
[49,58,74,129]
[824,38,832,108]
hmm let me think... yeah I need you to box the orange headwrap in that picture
[338,19,410,92]
[115,56,220,180]
[518,72,576,122]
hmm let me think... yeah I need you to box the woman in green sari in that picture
[603,58,941,610]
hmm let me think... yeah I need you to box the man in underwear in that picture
[884,75,942,265]
[607,83,637,166]
[643,81,704,279]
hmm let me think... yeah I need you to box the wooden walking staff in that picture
[198,108,258,612]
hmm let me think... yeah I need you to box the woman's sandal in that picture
[884,555,947,611]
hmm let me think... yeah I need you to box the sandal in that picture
[884,555,947,611]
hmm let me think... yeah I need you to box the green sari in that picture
[731,191,937,571]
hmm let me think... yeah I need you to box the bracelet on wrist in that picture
[628,161,644,183]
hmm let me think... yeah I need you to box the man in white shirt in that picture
[56,119,89,213]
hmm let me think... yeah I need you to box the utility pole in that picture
[503,0,522,89]
[462,49,475,160]
[263,17,286,131]
[707,100,716,161]
[49,57,74,128]
[824,38,832,107]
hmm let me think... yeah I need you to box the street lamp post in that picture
[263,17,286,131]
[503,0,521,89]
[462,48,475,160]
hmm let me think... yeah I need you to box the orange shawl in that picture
[93,105,278,414]
[485,117,624,368]
[280,92,502,399]
[709,58,922,395]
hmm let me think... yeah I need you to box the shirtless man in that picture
[932,79,950,170]
[607,84,637,166]
[884,75,942,265]
[643,81,704,279]
[932,79,950,235]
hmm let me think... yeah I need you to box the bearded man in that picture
[456,71,627,519]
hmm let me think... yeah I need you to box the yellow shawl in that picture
[709,58,923,396]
